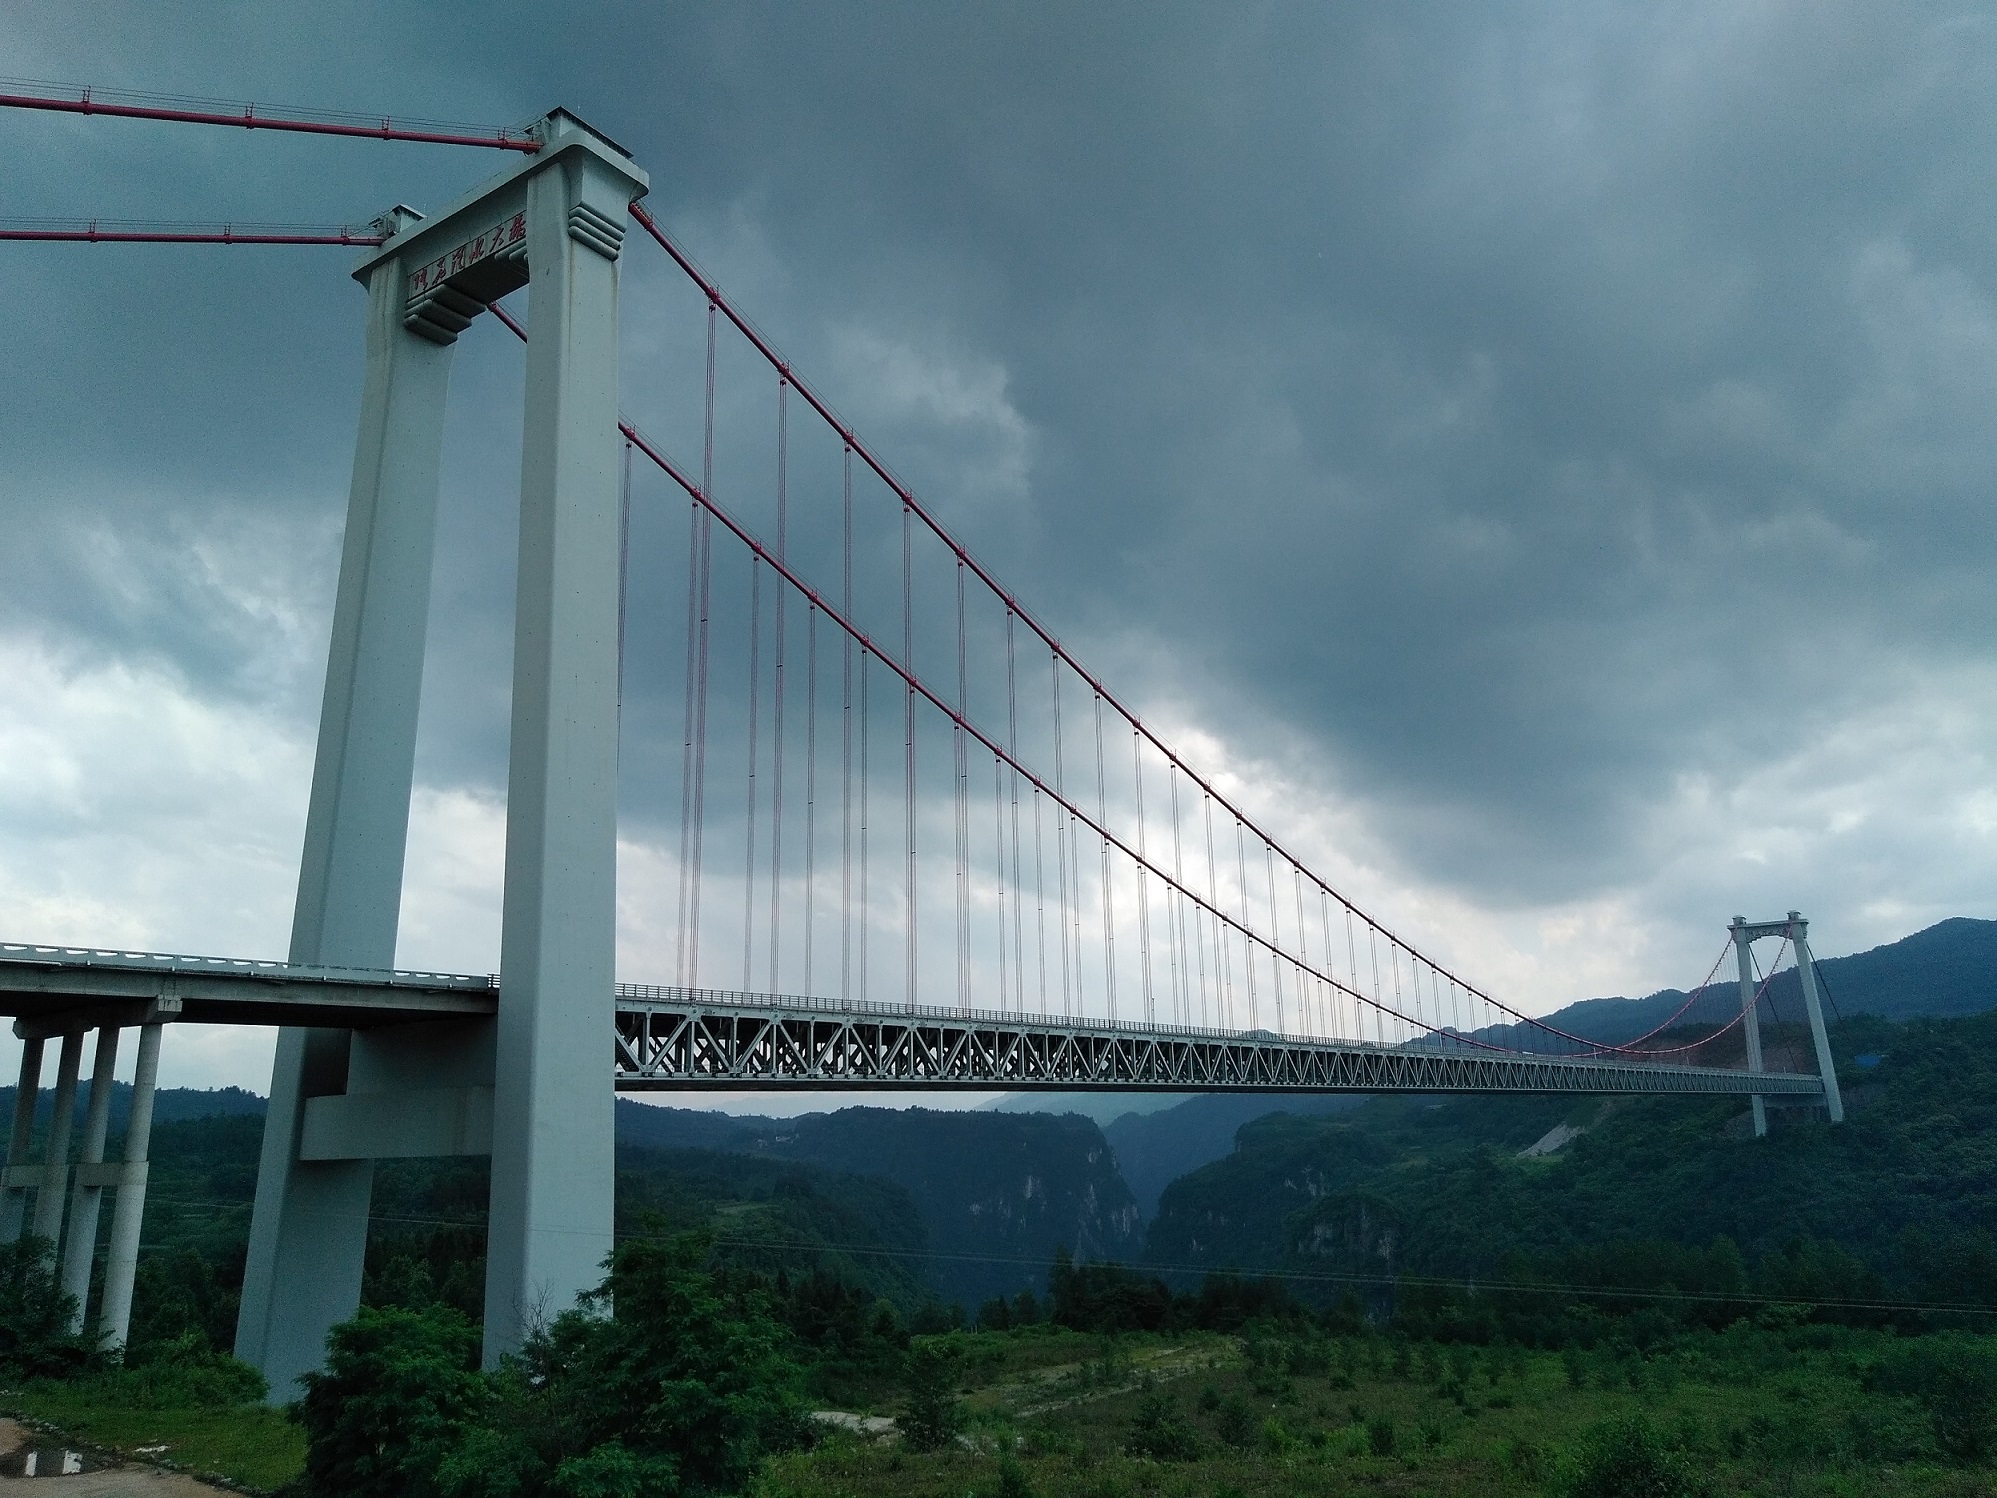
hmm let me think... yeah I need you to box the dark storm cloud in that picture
[7,1,1997,924]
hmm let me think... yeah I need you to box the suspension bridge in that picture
[0,88,1841,1399]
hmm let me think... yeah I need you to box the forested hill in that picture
[1105,1094,1362,1220]
[0,1083,265,1135]
[1143,1007,1997,1313]
[0,1088,1137,1315]
[615,1102,1142,1307]
[1491,915,1997,1047]
[1094,916,1997,1216]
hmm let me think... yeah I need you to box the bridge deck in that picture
[0,946,1827,1098]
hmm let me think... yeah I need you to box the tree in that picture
[301,1233,812,1498]
[443,1235,811,1496]
[296,1304,486,1498]
[900,1342,962,1452]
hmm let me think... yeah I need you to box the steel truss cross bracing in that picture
[614,993,1828,1097]
[0,948,1826,1101]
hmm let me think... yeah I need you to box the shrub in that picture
[995,1452,1036,1498]
[1366,1415,1396,1457]
[1504,1435,1550,1481]
[1126,1389,1204,1460]
[91,1331,265,1409]
[1867,1334,1997,1464]
[900,1342,962,1452]
[547,1440,679,1498]
[0,1237,89,1382]
[1215,1393,1256,1448]
[1560,1415,1707,1498]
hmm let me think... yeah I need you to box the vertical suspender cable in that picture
[1368,924,1384,1047]
[675,488,700,985]
[1292,864,1311,1036]
[1172,770,1203,1029]
[1263,839,1285,1035]
[992,754,1008,1013]
[1005,609,1025,1014]
[1132,728,1155,1026]
[1094,692,1116,1023]
[1167,766,1188,1029]
[1306,871,1326,1036]
[1344,904,1361,1045]
[954,558,970,1012]
[687,300,719,985]
[859,650,870,1003]
[840,446,854,1003]
[903,503,917,1011]
[1032,780,1049,1017]
[804,605,817,996]
[1234,820,1257,1030]
[742,556,762,991]
[1051,653,1074,1019]
[768,379,787,991]
[1317,888,1338,1039]
[1070,699,1087,1017]
[1205,794,1231,1030]
[1389,938,1406,1043]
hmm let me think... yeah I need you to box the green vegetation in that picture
[615,1104,1145,1307]
[1148,1008,1997,1327]
[296,1233,811,1497]
[0,1000,1994,1494]
[14,1339,300,1490]
[752,1318,1993,1497]
[0,1242,297,1489]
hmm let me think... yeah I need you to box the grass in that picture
[1,1381,306,1492]
[751,1325,1995,1498]
[2,1323,1990,1497]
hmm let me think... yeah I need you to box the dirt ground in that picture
[0,1420,230,1495]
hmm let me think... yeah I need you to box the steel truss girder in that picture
[0,950,1827,1101]
[610,999,1828,1097]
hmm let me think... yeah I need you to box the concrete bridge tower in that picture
[234,110,647,1396]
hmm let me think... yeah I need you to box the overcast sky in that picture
[3,3,1995,1097]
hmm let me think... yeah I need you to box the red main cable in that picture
[0,84,538,151]
[0,222,381,245]
[625,200,1640,1055]
[489,284,1724,1064]
[619,414,1526,1052]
